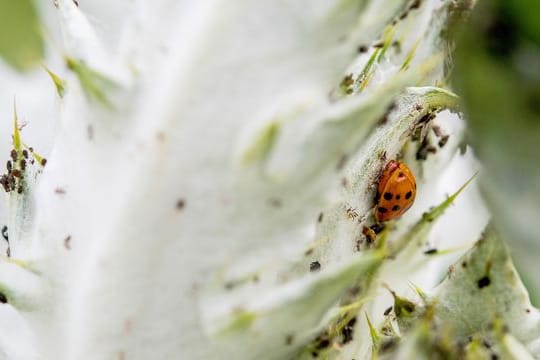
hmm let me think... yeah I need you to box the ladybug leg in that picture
[374,190,381,202]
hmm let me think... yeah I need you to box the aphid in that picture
[374,160,416,222]
[6,161,11,172]
[362,226,377,244]
[346,207,358,220]
[1,226,8,241]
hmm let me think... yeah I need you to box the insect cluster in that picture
[0,148,46,194]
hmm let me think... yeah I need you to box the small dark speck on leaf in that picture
[477,276,491,289]
[358,45,368,53]
[176,198,186,210]
[317,212,324,223]
[0,293,7,304]
[336,154,348,170]
[384,306,392,316]
[64,235,72,250]
[87,125,94,140]
[310,261,321,272]
[1,225,7,241]
[267,197,282,208]
[55,187,66,195]
[424,248,437,255]
[341,317,356,344]
[285,334,294,345]
[156,132,166,142]
[315,338,330,349]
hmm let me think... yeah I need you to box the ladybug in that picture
[374,160,416,222]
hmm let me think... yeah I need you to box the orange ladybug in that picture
[374,160,416,222]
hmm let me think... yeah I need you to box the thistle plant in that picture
[0,0,539,359]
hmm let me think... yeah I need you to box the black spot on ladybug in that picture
[405,191,413,200]
[391,205,400,211]
[310,261,321,272]
[0,292,7,304]
[383,192,393,200]
[398,172,405,178]
[477,276,491,289]
[384,306,392,316]
[378,207,388,213]
[396,194,401,200]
